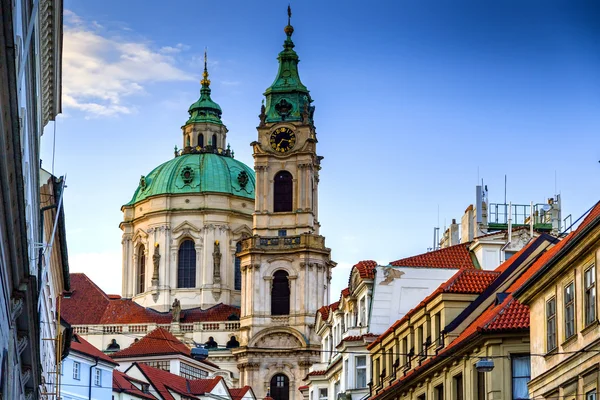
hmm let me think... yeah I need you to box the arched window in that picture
[271,270,290,315]
[273,171,293,212]
[177,240,196,288]
[234,241,242,291]
[137,245,146,294]
[186,135,191,147]
[212,134,218,149]
[270,374,289,400]
[198,133,204,147]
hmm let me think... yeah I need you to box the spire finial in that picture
[284,5,294,37]
[201,48,210,87]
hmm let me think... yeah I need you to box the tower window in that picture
[177,239,196,288]
[271,270,290,315]
[212,134,218,149]
[274,171,293,212]
[270,374,289,400]
[234,241,242,291]
[137,245,146,294]
[198,133,204,147]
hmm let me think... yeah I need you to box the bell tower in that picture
[234,7,335,400]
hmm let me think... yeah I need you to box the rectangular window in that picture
[180,363,208,379]
[417,394,426,400]
[546,297,557,351]
[319,388,328,400]
[94,368,101,386]
[434,384,443,400]
[453,374,463,400]
[585,265,596,326]
[344,359,349,388]
[73,361,80,380]
[417,326,424,357]
[476,371,485,400]
[564,282,575,339]
[586,389,597,400]
[388,348,394,374]
[401,337,408,367]
[511,355,531,400]
[356,356,367,389]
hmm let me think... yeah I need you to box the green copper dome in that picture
[126,153,255,206]
[187,52,223,125]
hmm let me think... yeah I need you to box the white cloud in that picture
[160,43,190,54]
[63,11,193,117]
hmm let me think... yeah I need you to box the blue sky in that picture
[42,1,600,300]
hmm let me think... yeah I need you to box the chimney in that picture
[449,219,459,245]
[461,205,474,243]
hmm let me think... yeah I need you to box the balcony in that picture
[241,234,328,252]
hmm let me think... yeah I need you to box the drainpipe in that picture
[88,356,99,400]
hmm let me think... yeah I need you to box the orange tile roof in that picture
[62,273,240,325]
[307,370,326,376]
[369,206,600,400]
[353,260,377,279]
[341,287,350,298]
[229,386,253,400]
[298,385,309,391]
[70,334,118,365]
[113,369,157,399]
[134,362,222,400]
[317,305,330,321]
[111,327,190,359]
[330,301,340,312]
[389,243,475,269]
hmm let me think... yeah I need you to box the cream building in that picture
[514,202,600,400]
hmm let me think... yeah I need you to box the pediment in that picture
[232,224,252,238]
[172,221,202,234]
[132,228,149,243]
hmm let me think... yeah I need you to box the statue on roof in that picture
[171,298,181,322]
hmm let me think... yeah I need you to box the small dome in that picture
[126,153,255,206]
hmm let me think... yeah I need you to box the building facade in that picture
[60,335,118,400]
[234,9,335,400]
[515,202,600,400]
[120,54,255,313]
[0,0,64,398]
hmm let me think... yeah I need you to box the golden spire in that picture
[200,48,211,87]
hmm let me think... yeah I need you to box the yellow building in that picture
[514,202,600,400]
[367,234,557,400]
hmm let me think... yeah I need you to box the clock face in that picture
[270,127,296,153]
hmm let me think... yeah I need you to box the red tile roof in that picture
[369,219,600,400]
[341,287,350,298]
[229,386,253,400]
[368,267,498,349]
[113,369,157,399]
[353,260,377,280]
[298,386,309,391]
[330,301,340,312]
[389,243,475,269]
[70,334,118,365]
[110,327,219,368]
[134,362,222,400]
[62,273,240,325]
[111,327,190,359]
[307,370,326,376]
[317,305,330,321]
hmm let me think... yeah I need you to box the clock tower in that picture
[235,8,335,400]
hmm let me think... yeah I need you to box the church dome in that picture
[126,153,255,205]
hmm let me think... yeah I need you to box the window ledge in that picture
[544,347,558,359]
[561,334,578,348]
[581,320,599,336]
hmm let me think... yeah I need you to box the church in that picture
[63,8,333,400]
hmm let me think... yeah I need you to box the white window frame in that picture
[73,361,80,380]
[584,265,596,327]
[94,368,101,386]
[355,355,367,389]
[319,387,328,400]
